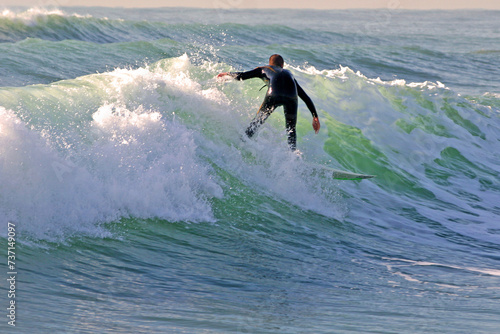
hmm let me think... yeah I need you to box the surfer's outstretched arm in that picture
[296,80,320,133]
[217,68,264,81]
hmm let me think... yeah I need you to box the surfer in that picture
[217,54,320,151]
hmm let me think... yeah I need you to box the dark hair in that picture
[269,54,284,67]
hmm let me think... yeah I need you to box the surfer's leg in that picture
[245,95,276,138]
[283,98,298,150]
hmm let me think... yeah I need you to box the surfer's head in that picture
[269,54,284,68]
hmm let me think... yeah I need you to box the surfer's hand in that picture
[216,72,233,82]
[312,117,320,134]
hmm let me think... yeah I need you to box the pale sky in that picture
[2,0,500,10]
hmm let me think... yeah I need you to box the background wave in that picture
[2,8,499,94]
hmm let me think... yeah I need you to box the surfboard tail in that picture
[308,163,375,180]
[331,171,375,180]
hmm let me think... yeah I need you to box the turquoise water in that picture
[1,7,499,333]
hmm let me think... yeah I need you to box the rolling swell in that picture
[2,8,499,95]
[0,8,162,43]
[0,8,345,45]
[0,37,183,86]
[0,8,357,87]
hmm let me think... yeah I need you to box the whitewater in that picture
[0,7,499,334]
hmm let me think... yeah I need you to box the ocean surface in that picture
[1,6,499,333]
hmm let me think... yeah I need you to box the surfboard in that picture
[307,163,375,180]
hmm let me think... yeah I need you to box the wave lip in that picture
[1,8,68,21]
[0,8,125,43]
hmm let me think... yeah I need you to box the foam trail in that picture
[383,257,500,277]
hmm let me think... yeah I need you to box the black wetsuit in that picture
[230,65,318,150]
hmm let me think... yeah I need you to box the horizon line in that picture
[3,5,499,11]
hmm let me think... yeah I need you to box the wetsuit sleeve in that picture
[229,67,264,81]
[296,80,318,118]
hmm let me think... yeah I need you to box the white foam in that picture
[383,257,500,277]
[0,100,222,241]
[1,8,63,21]
[0,8,90,25]
[290,63,453,91]
[0,55,240,242]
